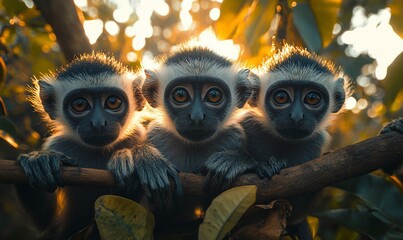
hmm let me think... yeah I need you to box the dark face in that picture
[63,87,129,147]
[265,80,330,140]
[164,77,231,142]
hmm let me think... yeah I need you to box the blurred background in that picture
[0,0,402,239]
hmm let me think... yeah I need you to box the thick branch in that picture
[0,132,402,202]
[33,0,92,61]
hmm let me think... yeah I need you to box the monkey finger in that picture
[37,156,59,192]
[28,159,57,192]
[60,156,78,167]
[204,171,228,194]
[49,156,64,187]
[380,118,403,135]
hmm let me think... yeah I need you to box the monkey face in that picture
[63,87,129,147]
[164,77,231,142]
[265,81,329,140]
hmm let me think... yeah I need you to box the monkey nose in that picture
[189,113,205,124]
[290,112,304,125]
[90,120,107,130]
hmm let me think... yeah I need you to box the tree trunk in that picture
[32,0,92,61]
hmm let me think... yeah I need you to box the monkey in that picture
[240,44,353,239]
[141,45,256,234]
[15,52,181,239]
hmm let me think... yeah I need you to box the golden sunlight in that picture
[339,7,403,80]
[83,19,103,45]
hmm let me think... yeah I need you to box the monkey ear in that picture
[235,69,253,108]
[247,71,260,107]
[133,77,146,111]
[38,80,57,120]
[332,78,346,113]
[142,70,159,108]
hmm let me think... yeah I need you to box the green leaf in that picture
[389,0,403,38]
[94,195,154,240]
[382,52,403,107]
[314,208,394,239]
[309,0,342,48]
[215,1,252,40]
[292,2,322,52]
[244,0,276,53]
[215,0,276,55]
[0,116,18,137]
[334,174,403,227]
[199,185,257,240]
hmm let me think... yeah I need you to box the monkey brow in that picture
[273,54,332,75]
[57,61,123,79]
[164,49,232,68]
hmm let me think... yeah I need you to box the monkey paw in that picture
[17,150,76,192]
[379,118,403,175]
[256,156,287,179]
[201,150,256,194]
[380,118,403,135]
[108,146,182,210]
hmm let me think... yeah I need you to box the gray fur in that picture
[244,45,353,239]
[16,52,181,239]
[143,46,256,194]
[379,117,403,175]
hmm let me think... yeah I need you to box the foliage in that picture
[313,174,403,239]
[0,0,402,239]
[199,185,257,240]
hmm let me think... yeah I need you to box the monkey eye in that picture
[105,95,123,110]
[172,87,191,104]
[304,91,322,106]
[272,90,291,105]
[204,88,223,104]
[70,97,90,113]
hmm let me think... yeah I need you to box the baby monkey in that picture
[242,44,352,239]
[16,52,180,239]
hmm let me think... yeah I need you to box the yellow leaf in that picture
[0,56,6,90]
[94,195,154,240]
[199,185,257,240]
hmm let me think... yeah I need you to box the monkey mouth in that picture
[80,134,118,147]
[276,128,313,140]
[178,129,216,142]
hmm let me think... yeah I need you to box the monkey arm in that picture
[200,125,258,193]
[107,144,182,210]
[17,150,77,192]
[14,150,75,232]
[202,150,256,194]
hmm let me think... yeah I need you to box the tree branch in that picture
[0,132,402,203]
[32,0,92,61]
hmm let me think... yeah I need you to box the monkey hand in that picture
[380,118,403,135]
[17,150,77,192]
[108,146,182,210]
[256,156,287,179]
[201,150,256,194]
[380,118,403,175]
